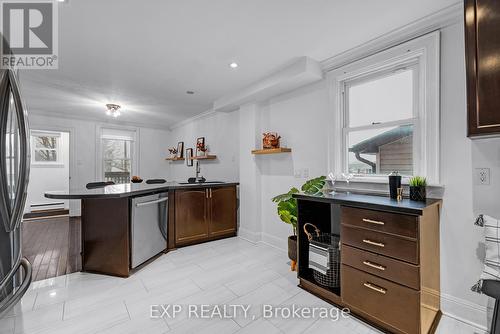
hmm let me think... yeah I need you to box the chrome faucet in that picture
[195,160,203,182]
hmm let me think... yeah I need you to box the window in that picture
[328,32,440,184]
[31,131,62,164]
[100,128,136,184]
[344,67,417,176]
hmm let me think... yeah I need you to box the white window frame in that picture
[95,125,139,182]
[30,130,64,167]
[327,31,440,185]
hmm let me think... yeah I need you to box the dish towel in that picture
[472,214,500,293]
[308,242,329,275]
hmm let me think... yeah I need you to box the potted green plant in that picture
[409,176,427,202]
[272,176,326,270]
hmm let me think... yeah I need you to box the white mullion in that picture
[345,117,416,133]
[412,64,422,177]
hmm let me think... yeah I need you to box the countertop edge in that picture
[293,192,442,216]
[45,182,240,200]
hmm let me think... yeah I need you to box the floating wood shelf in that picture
[251,148,292,155]
[189,155,217,160]
[165,157,185,161]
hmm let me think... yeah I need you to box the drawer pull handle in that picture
[363,282,387,294]
[362,218,385,226]
[362,239,385,248]
[363,261,386,271]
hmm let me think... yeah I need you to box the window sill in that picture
[31,163,65,168]
[334,176,444,188]
[329,179,445,199]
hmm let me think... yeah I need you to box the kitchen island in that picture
[45,182,239,277]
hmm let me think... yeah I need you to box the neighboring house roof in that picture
[349,125,413,154]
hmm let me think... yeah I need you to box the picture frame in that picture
[195,137,206,157]
[186,148,193,166]
[177,141,184,158]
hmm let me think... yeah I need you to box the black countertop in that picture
[45,181,239,199]
[293,191,441,216]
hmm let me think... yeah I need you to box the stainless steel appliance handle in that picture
[0,257,32,318]
[7,70,30,232]
[0,70,10,232]
[135,197,168,207]
[0,70,30,232]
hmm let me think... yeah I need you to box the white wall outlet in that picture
[476,168,490,185]
[302,168,309,179]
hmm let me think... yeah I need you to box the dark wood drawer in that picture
[342,206,418,239]
[342,265,420,334]
[342,244,420,290]
[342,225,419,264]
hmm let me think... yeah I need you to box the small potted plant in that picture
[272,176,326,271]
[409,176,427,201]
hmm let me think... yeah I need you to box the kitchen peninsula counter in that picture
[45,181,240,199]
[45,182,239,277]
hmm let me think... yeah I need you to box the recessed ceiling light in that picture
[186,91,195,95]
[229,62,238,69]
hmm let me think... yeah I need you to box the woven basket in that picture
[303,223,341,288]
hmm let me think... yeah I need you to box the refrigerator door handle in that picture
[0,257,32,318]
[7,70,30,231]
[0,70,30,232]
[0,70,11,233]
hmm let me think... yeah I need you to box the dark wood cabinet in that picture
[174,188,209,246]
[465,0,500,137]
[295,195,441,334]
[209,186,237,238]
[174,186,237,247]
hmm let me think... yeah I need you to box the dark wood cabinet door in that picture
[465,0,500,136]
[209,186,237,238]
[175,189,209,245]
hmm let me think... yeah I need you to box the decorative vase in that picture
[388,172,401,199]
[409,186,426,201]
[288,235,297,271]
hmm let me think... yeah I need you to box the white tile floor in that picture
[0,237,487,334]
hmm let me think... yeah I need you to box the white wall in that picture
[472,138,500,219]
[28,113,171,216]
[438,22,488,327]
[25,131,70,213]
[259,81,330,247]
[169,111,239,182]
[169,21,497,330]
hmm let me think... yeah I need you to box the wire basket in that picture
[303,223,341,288]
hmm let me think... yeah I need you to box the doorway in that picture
[22,130,81,281]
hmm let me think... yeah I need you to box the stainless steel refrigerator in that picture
[0,68,32,318]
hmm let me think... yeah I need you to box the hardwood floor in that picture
[22,216,81,281]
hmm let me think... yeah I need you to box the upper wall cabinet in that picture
[465,0,500,137]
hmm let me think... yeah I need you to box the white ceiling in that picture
[20,0,459,128]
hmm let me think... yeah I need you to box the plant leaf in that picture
[301,176,326,195]
[271,187,299,202]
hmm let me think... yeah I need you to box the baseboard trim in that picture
[440,293,488,332]
[237,228,261,243]
[260,232,286,250]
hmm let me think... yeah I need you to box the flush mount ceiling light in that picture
[229,62,238,69]
[105,104,121,118]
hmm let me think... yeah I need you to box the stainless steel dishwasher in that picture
[131,193,168,268]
